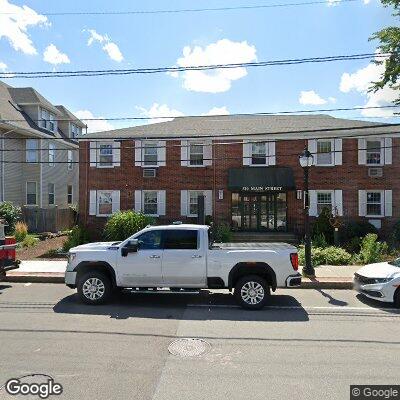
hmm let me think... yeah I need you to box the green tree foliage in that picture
[369,0,400,104]
[312,208,334,244]
[0,202,22,234]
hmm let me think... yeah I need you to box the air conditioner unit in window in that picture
[143,168,156,178]
[368,167,383,178]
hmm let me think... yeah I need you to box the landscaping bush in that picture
[312,208,334,244]
[62,225,90,252]
[0,202,22,234]
[390,220,400,247]
[298,245,352,267]
[22,234,39,248]
[104,211,153,241]
[339,220,378,253]
[358,233,388,264]
[212,223,232,243]
[312,232,328,248]
[14,221,28,242]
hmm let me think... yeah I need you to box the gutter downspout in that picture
[1,128,18,202]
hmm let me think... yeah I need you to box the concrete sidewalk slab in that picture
[17,260,67,273]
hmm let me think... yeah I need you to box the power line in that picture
[0,52,391,79]
[0,0,359,16]
[1,105,399,124]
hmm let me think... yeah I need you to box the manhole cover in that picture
[168,338,211,357]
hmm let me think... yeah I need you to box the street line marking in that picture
[24,283,32,287]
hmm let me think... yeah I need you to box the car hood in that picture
[355,262,400,279]
[70,242,120,252]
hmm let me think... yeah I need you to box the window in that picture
[48,113,56,132]
[71,124,81,138]
[26,182,37,205]
[366,140,382,165]
[48,183,55,205]
[164,230,198,250]
[189,142,204,166]
[188,191,204,216]
[67,185,73,204]
[67,150,73,170]
[48,143,55,166]
[366,191,382,216]
[39,108,48,128]
[97,191,113,215]
[39,108,56,131]
[99,144,113,166]
[136,230,163,250]
[316,140,333,165]
[143,191,158,215]
[143,143,158,166]
[251,142,267,165]
[26,139,39,163]
[317,192,332,215]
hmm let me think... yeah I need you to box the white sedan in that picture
[354,258,400,307]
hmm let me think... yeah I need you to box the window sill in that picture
[186,164,206,168]
[140,165,160,168]
[92,165,115,169]
[248,163,270,167]
[365,214,384,218]
[365,164,384,167]
[96,214,112,218]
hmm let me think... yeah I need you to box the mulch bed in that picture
[16,235,67,260]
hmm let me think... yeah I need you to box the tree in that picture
[369,0,400,104]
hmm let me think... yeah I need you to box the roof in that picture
[55,105,86,128]
[145,224,209,230]
[79,114,399,140]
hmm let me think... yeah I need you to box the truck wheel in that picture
[77,271,112,305]
[234,275,270,310]
[394,289,400,309]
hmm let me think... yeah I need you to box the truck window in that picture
[136,230,163,250]
[163,230,198,250]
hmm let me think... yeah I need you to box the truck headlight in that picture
[68,253,76,263]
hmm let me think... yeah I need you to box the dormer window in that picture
[39,107,57,132]
[71,123,82,139]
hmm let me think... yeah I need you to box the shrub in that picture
[298,245,352,266]
[339,220,378,252]
[0,202,22,234]
[62,225,90,252]
[22,234,39,248]
[212,223,232,243]
[312,232,328,248]
[104,211,153,241]
[312,208,334,244]
[14,221,28,242]
[358,233,388,264]
[391,220,400,247]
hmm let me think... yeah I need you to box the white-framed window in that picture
[67,185,73,205]
[366,139,383,165]
[143,142,158,166]
[67,150,73,170]
[39,108,56,132]
[48,143,55,166]
[97,191,113,216]
[189,142,204,166]
[98,144,113,167]
[49,113,56,132]
[316,139,334,166]
[188,190,204,216]
[26,139,39,163]
[70,123,81,139]
[143,191,158,215]
[366,191,383,217]
[316,191,333,215]
[26,181,37,205]
[48,183,55,205]
[251,142,267,165]
[39,108,48,129]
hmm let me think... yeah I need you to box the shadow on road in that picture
[53,290,309,322]
[314,288,348,306]
[356,293,398,313]
[0,284,12,294]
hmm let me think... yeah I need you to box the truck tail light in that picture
[290,253,299,271]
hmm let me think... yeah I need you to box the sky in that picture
[0,0,398,132]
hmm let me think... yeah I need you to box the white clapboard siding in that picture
[334,139,342,166]
[180,190,188,216]
[89,190,97,215]
[385,190,392,217]
[134,190,142,212]
[135,140,142,166]
[358,139,366,165]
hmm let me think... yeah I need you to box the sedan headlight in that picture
[371,277,392,284]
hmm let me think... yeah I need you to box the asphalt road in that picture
[0,283,399,400]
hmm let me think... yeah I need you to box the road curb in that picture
[4,273,353,289]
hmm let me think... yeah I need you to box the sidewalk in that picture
[4,260,357,288]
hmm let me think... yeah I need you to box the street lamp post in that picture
[299,148,315,277]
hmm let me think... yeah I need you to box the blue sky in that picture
[0,0,398,132]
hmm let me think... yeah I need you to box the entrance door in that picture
[233,193,287,231]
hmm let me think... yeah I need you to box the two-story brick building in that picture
[78,114,399,239]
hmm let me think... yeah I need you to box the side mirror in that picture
[121,239,139,257]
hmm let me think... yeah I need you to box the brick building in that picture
[78,115,399,239]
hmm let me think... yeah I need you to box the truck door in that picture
[117,230,163,286]
[161,229,207,287]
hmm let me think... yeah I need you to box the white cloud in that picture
[299,90,331,105]
[43,44,70,65]
[136,103,185,124]
[0,0,49,55]
[327,0,341,6]
[0,61,7,72]
[339,61,397,117]
[170,39,257,93]
[85,29,124,62]
[202,106,230,116]
[73,110,114,133]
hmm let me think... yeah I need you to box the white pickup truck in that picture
[65,224,301,310]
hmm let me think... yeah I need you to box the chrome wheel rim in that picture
[241,281,265,305]
[82,278,105,300]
